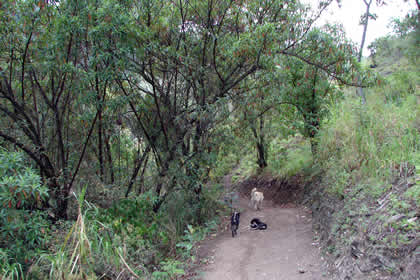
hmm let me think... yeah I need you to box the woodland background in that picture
[0,0,419,279]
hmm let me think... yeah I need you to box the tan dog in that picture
[250,188,264,211]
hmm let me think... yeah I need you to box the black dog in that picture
[250,218,267,230]
[231,211,240,237]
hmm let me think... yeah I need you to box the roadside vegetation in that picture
[310,19,420,278]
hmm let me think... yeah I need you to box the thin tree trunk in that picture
[98,112,104,180]
[256,142,267,169]
[250,117,267,169]
[96,73,104,181]
[125,145,151,197]
[357,0,373,104]
[358,1,372,63]
[257,115,267,169]
[137,153,149,195]
[104,132,115,184]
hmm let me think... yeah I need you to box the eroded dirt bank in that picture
[309,169,420,280]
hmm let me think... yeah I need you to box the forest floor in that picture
[191,173,332,280]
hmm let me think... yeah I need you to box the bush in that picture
[0,149,50,277]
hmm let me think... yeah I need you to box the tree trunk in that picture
[55,184,70,220]
[249,116,267,169]
[194,184,203,224]
[257,115,267,169]
[125,145,150,197]
[104,132,115,184]
[256,142,268,169]
[98,111,104,181]
[357,0,373,104]
[308,116,320,155]
[96,74,105,181]
[153,164,168,213]
[137,154,149,195]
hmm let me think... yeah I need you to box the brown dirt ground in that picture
[189,174,332,280]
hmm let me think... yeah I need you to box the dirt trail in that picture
[197,174,330,280]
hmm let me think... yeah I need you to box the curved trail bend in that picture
[198,175,330,280]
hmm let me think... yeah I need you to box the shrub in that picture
[0,149,50,277]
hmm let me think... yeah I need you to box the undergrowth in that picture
[0,150,50,280]
[229,133,313,182]
[268,135,313,178]
[29,189,221,279]
[317,91,419,198]
[312,62,420,278]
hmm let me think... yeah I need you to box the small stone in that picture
[298,269,305,274]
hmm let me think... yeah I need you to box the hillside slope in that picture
[308,31,420,280]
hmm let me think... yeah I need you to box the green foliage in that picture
[0,151,49,209]
[317,88,419,198]
[383,70,418,103]
[0,149,50,277]
[268,135,313,177]
[176,222,217,257]
[404,183,420,207]
[40,195,123,280]
[152,259,185,280]
[35,190,220,279]
[95,192,167,249]
[210,149,240,182]
[405,151,420,206]
[39,191,153,279]
[368,32,420,75]
[0,250,25,280]
[389,9,419,37]
[232,153,260,183]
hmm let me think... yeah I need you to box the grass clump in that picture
[317,91,419,197]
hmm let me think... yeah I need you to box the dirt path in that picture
[196,174,330,280]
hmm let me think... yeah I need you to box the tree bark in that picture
[104,132,115,184]
[137,153,149,195]
[256,142,268,169]
[125,145,151,197]
[98,112,104,180]
[96,73,104,181]
[249,116,267,169]
[357,0,373,104]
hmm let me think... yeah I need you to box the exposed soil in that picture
[193,174,332,280]
[309,167,420,280]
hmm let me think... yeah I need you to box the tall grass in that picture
[317,90,420,197]
[35,189,150,279]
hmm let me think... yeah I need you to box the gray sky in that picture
[306,0,416,55]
